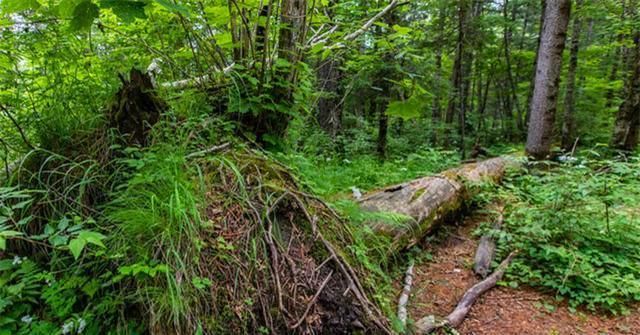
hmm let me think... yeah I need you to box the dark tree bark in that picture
[108,68,166,147]
[611,33,640,151]
[503,0,523,136]
[561,0,583,151]
[525,0,547,128]
[605,0,628,108]
[431,3,446,145]
[525,0,571,159]
[377,101,389,158]
[445,0,479,157]
[316,57,343,137]
[431,49,443,145]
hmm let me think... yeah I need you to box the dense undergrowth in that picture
[476,151,640,315]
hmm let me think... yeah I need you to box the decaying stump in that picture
[359,157,512,253]
[108,68,166,146]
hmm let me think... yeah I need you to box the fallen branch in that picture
[146,58,235,89]
[322,0,408,49]
[473,205,504,278]
[414,252,517,334]
[397,261,414,327]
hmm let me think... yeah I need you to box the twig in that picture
[0,104,35,150]
[570,136,579,156]
[185,142,231,158]
[290,270,333,329]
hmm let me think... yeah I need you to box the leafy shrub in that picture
[498,153,640,314]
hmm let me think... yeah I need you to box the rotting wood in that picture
[473,205,504,278]
[359,157,515,254]
[414,252,517,334]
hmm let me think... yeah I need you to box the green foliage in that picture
[280,147,459,197]
[496,152,640,314]
[69,1,100,31]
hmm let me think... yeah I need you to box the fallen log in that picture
[359,157,514,253]
[414,252,517,334]
[473,205,504,278]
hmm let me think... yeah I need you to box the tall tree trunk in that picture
[431,4,446,145]
[561,0,583,151]
[445,0,469,148]
[525,0,571,159]
[431,49,443,145]
[605,0,628,108]
[525,0,547,128]
[316,57,343,137]
[611,32,640,151]
[503,0,522,136]
[377,101,389,158]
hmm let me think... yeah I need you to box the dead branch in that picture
[322,0,408,49]
[186,142,231,159]
[414,252,517,334]
[397,261,414,327]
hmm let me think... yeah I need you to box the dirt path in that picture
[405,210,640,335]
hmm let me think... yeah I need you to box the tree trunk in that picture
[561,0,583,151]
[611,33,640,151]
[605,0,628,108]
[316,57,343,137]
[431,49,443,145]
[525,0,571,159]
[525,0,547,128]
[359,157,513,254]
[377,101,389,158]
[431,4,446,145]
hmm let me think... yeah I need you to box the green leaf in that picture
[392,24,412,35]
[101,0,148,23]
[78,231,106,248]
[58,0,83,17]
[0,237,4,251]
[385,96,425,121]
[1,0,41,13]
[70,1,100,31]
[154,0,189,16]
[68,238,86,259]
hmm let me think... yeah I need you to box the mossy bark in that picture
[359,157,510,254]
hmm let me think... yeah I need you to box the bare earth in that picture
[403,210,640,335]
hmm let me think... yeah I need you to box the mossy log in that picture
[359,157,511,253]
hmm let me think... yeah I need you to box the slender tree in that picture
[611,32,640,151]
[561,0,583,151]
[525,0,571,159]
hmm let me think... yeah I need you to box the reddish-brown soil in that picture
[403,210,640,335]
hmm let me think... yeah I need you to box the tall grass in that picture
[105,144,207,331]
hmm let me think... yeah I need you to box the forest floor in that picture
[405,209,640,335]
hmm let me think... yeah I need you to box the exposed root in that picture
[414,252,517,334]
[196,149,390,334]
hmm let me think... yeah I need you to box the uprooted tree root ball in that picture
[147,149,390,334]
